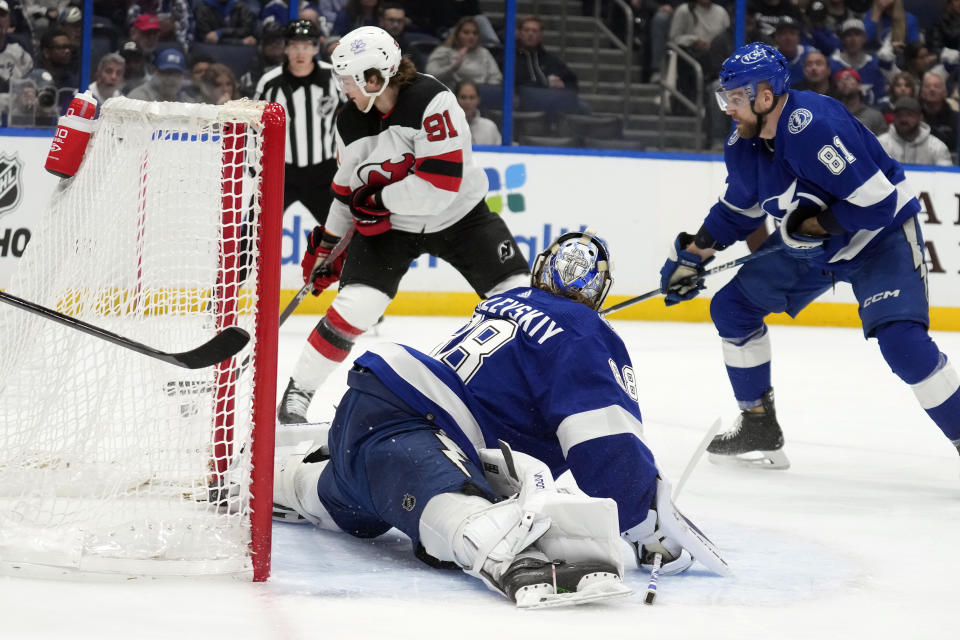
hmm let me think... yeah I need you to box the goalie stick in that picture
[278,228,355,326]
[599,245,782,316]
[0,290,249,369]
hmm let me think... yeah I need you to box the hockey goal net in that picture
[0,98,284,581]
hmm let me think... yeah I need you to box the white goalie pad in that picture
[478,443,624,574]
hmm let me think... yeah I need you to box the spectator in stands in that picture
[127,1,196,52]
[88,52,125,104]
[8,70,58,127]
[331,0,379,37]
[378,3,425,69]
[299,5,333,36]
[880,70,918,122]
[834,67,887,135]
[403,0,498,44]
[830,18,886,104]
[748,0,803,43]
[863,0,919,56]
[645,1,679,84]
[877,96,952,165]
[668,0,731,103]
[240,21,286,96]
[455,79,501,145]
[37,27,78,90]
[128,47,195,101]
[793,49,834,94]
[200,62,239,104]
[774,16,813,82]
[0,0,33,110]
[920,71,959,152]
[425,16,502,88]
[195,0,257,46]
[901,41,938,85]
[130,14,162,61]
[119,40,148,93]
[318,0,347,27]
[59,6,83,48]
[927,0,960,67]
[514,15,578,91]
[805,0,842,56]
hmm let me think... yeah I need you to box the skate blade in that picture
[515,574,633,609]
[708,449,790,470]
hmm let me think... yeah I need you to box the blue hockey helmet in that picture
[532,230,612,311]
[716,43,790,110]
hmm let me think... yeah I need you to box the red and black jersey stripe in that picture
[414,150,463,192]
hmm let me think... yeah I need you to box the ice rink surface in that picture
[4,314,959,639]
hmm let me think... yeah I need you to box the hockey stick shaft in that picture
[643,553,662,605]
[673,417,723,500]
[0,290,249,369]
[599,245,782,316]
[278,228,355,327]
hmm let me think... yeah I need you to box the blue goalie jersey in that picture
[430,286,658,532]
[706,90,921,265]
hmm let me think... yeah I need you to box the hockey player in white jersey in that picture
[659,43,960,469]
[277,26,529,423]
[273,230,728,607]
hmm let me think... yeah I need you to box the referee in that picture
[255,19,341,224]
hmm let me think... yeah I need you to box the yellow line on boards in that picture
[280,290,960,332]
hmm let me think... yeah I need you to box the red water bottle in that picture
[44,90,99,178]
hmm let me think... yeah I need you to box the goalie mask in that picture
[532,231,612,311]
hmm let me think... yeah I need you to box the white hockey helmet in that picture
[331,26,402,103]
[532,229,613,311]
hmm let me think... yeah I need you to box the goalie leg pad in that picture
[272,433,340,530]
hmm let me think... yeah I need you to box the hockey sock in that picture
[876,322,960,441]
[292,307,364,390]
[720,326,772,410]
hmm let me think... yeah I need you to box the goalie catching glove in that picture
[349,184,392,236]
[301,226,346,295]
[660,232,714,306]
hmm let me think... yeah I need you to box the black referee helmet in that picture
[285,19,322,45]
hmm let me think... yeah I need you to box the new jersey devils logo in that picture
[358,153,415,186]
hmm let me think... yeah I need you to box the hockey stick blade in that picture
[599,245,783,316]
[0,290,249,369]
[278,228,355,326]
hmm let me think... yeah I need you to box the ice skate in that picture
[707,388,790,470]
[277,378,314,424]
[498,554,632,608]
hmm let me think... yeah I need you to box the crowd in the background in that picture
[618,0,960,163]
[1,0,959,164]
[0,0,587,139]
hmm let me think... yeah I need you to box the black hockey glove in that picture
[779,206,830,259]
[349,184,392,236]
[659,232,714,306]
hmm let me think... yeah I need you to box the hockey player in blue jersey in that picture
[660,42,960,470]
[272,230,728,608]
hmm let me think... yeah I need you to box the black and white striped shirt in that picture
[254,61,340,167]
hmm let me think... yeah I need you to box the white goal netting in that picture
[0,98,282,579]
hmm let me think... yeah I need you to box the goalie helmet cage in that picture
[0,98,284,582]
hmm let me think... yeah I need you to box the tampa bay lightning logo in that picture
[788,108,813,134]
[727,130,740,146]
[760,179,826,220]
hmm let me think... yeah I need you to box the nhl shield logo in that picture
[0,153,24,219]
[401,493,416,511]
